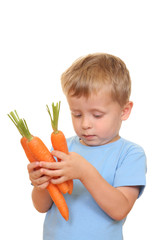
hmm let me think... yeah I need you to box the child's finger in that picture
[38,181,50,189]
[41,168,64,178]
[50,176,67,185]
[51,150,68,161]
[32,175,51,186]
[30,167,46,180]
[27,161,40,173]
[39,161,63,170]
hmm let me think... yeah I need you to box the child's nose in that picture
[81,116,92,129]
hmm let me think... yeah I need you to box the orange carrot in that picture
[25,136,69,221]
[20,136,69,220]
[28,135,69,194]
[9,110,69,194]
[46,102,73,194]
[8,111,69,221]
[20,136,36,163]
[47,183,69,221]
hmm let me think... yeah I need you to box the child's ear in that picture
[121,101,133,121]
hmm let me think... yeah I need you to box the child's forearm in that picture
[32,187,53,213]
[80,163,137,221]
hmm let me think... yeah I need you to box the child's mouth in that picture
[82,135,96,140]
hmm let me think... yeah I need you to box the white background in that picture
[0,0,159,239]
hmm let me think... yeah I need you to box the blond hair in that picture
[61,53,131,106]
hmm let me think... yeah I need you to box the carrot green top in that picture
[8,110,33,142]
[46,101,61,134]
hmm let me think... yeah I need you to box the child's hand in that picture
[27,162,52,190]
[38,151,91,185]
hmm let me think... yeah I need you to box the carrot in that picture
[21,137,69,220]
[21,136,36,163]
[46,102,73,194]
[10,111,68,194]
[11,111,69,194]
[8,111,35,162]
[8,111,69,221]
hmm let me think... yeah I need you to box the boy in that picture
[28,53,146,240]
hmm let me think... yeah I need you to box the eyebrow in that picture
[90,108,105,112]
[70,108,80,112]
[70,108,105,113]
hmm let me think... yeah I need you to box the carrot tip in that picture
[64,215,69,221]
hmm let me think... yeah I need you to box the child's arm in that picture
[27,162,53,213]
[80,165,139,221]
[39,151,139,221]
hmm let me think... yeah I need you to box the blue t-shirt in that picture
[43,136,146,240]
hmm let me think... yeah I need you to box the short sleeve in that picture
[113,144,147,198]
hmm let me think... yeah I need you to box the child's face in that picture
[67,90,125,146]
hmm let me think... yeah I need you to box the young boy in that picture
[28,53,146,240]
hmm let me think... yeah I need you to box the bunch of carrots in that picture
[8,102,73,221]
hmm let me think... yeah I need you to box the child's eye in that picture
[93,114,103,118]
[72,113,82,118]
